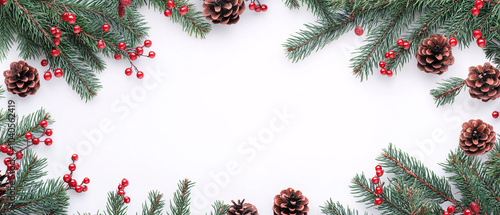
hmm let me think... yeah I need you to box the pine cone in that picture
[465,62,500,102]
[227,199,259,215]
[416,34,455,75]
[459,119,496,156]
[273,188,309,215]
[202,0,245,25]
[3,61,40,97]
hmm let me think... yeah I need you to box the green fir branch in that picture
[283,0,301,10]
[206,200,229,215]
[430,77,466,107]
[0,108,52,149]
[321,200,366,215]
[142,190,165,215]
[105,190,127,215]
[168,179,194,215]
[486,139,500,179]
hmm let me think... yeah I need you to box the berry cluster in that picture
[443,202,480,215]
[163,0,189,17]
[378,38,412,77]
[48,11,77,58]
[62,154,90,193]
[118,0,133,18]
[471,0,490,16]
[117,178,131,204]
[40,59,63,81]
[372,165,385,206]
[116,40,156,79]
[248,0,268,12]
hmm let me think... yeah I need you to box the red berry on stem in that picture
[7,174,14,181]
[375,165,382,170]
[51,49,60,57]
[4,157,11,166]
[464,209,472,215]
[379,61,386,68]
[118,189,125,196]
[375,187,383,194]
[387,70,393,77]
[255,5,261,12]
[41,60,48,67]
[477,38,486,48]
[137,71,144,79]
[403,41,410,50]
[380,68,387,75]
[388,51,395,59]
[374,197,383,205]
[82,185,88,192]
[25,132,33,140]
[144,40,152,48]
[472,7,480,16]
[67,14,76,24]
[167,0,175,8]
[97,40,106,49]
[120,0,132,7]
[50,27,57,35]
[102,24,111,32]
[32,138,40,145]
[72,154,79,161]
[124,196,131,203]
[136,47,144,55]
[118,42,126,50]
[397,39,404,46]
[261,4,268,12]
[69,179,77,187]
[114,53,122,60]
[62,12,69,21]
[7,149,13,156]
[125,68,132,76]
[75,185,83,193]
[122,178,129,187]
[16,151,23,159]
[14,163,19,170]
[473,29,482,39]
[493,111,499,118]
[63,174,71,183]
[54,29,61,38]
[44,138,53,146]
[444,212,449,215]
[74,25,81,34]
[68,163,76,171]
[376,169,384,177]
[40,120,48,128]
[384,53,390,58]
[470,202,480,213]
[354,27,364,36]
[475,0,484,9]
[44,72,52,81]
[0,144,8,153]
[118,184,123,190]
[449,38,457,47]
[53,38,61,46]
[371,177,379,184]
[164,9,172,17]
[249,2,255,10]
[54,69,63,78]
[180,5,188,15]
[148,51,156,59]
[129,52,137,61]
[83,177,90,184]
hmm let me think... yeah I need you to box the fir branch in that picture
[321,200,365,215]
[105,191,127,215]
[142,191,165,215]
[430,77,466,107]
[0,108,52,149]
[168,179,194,215]
[207,200,229,215]
[283,0,301,9]
[486,140,500,179]
[0,86,4,99]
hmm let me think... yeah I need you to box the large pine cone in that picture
[459,119,496,156]
[273,188,309,215]
[416,34,455,75]
[202,0,245,25]
[465,62,500,102]
[227,199,259,215]
[3,61,40,97]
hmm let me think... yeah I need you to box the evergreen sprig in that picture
[430,77,466,107]
[142,190,165,215]
[0,108,52,149]
[169,179,194,215]
[206,200,229,215]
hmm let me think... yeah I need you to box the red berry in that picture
[379,61,386,68]
[137,71,144,79]
[477,38,486,48]
[403,41,410,50]
[32,138,40,145]
[62,12,69,21]
[386,70,393,77]
[121,178,129,187]
[25,132,33,140]
[54,69,63,78]
[73,25,81,34]
[375,187,383,194]
[136,47,144,55]
[82,185,88,192]
[75,185,83,193]
[16,151,23,159]
[14,163,19,170]
[6,149,13,156]
[118,184,123,190]
[63,174,71,183]
[397,39,404,46]
[114,53,122,60]
[375,165,382,170]
[7,174,15,181]
[249,2,255,10]
[449,38,457,47]
[475,0,484,9]
[388,51,395,59]
[44,138,53,146]
[129,52,137,61]
[124,196,131,203]
[376,169,384,177]
[125,68,133,76]
[102,24,110,32]
[53,38,61,46]
[68,163,76,171]
[120,0,132,7]
[444,212,449,215]
[67,14,76,24]
[148,51,156,59]
[472,7,480,16]
[255,5,261,12]
[144,40,152,48]
[97,40,106,49]
[118,42,126,50]
[41,59,48,66]
[44,72,52,81]
[69,179,77,187]
[372,177,379,184]
[180,5,188,15]
[4,157,11,166]
[261,4,268,12]
[167,0,175,8]
[51,49,60,57]
[0,144,8,153]
[380,68,387,75]
[470,202,480,213]
[473,29,482,39]
[40,120,48,128]
[354,27,364,36]
[464,209,472,215]
[118,189,125,196]
[50,27,57,35]
[72,154,79,161]
[374,197,383,205]
[54,29,61,38]
[384,53,390,58]
[83,177,90,184]
[493,111,499,118]
[164,9,172,17]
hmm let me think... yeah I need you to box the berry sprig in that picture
[247,0,268,12]
[62,154,90,193]
[372,165,385,206]
[117,178,131,204]
[163,0,189,18]
[443,202,480,215]
[40,59,64,81]
[115,40,156,79]
[118,0,132,18]
[378,38,412,77]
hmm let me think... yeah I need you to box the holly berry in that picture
[464,209,472,215]
[0,144,8,153]
[403,41,410,50]
[120,0,132,7]
[136,47,144,55]
[7,174,14,181]
[68,163,76,171]
[40,120,48,128]
[118,42,126,50]
[72,154,79,161]
[124,196,131,203]
[69,179,77,187]
[44,138,53,146]
[386,70,393,77]
[384,53,390,58]
[180,5,188,15]
[125,68,133,76]
[63,174,71,183]
[388,51,395,59]
[45,129,53,137]
[82,185,88,192]
[54,29,61,38]
[449,38,457,47]
[472,7,480,16]
[25,132,33,140]
[44,72,52,81]
[374,197,383,205]
[83,177,90,184]
[475,0,484,9]
[375,187,383,194]
[97,40,106,49]
[32,138,40,145]
[354,27,364,36]
[470,202,480,213]
[16,151,23,160]
[54,69,63,78]
[4,157,11,166]
[118,189,125,196]
[118,184,123,190]
[376,169,384,177]
[137,71,144,79]
[62,12,69,21]
[249,2,255,10]
[473,29,482,39]
[477,38,486,48]
[102,24,110,32]
[7,149,13,156]
[167,0,175,8]
[148,51,156,59]
[67,14,76,24]
[397,39,404,46]
[53,38,61,46]
[75,185,83,193]
[144,40,152,48]
[129,52,138,61]
[447,206,456,213]
[261,4,268,12]
[493,111,499,118]
[164,9,172,17]
[14,163,19,170]
[51,49,60,57]
[255,5,261,12]
[380,68,387,75]
[379,61,386,68]
[74,25,81,34]
[41,59,48,67]
[121,178,129,187]
[371,177,379,184]
[443,212,449,215]
[50,27,57,35]
[375,165,382,170]
[114,53,122,60]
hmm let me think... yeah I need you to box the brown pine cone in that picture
[273,188,309,215]
[3,61,41,97]
[416,34,455,75]
[227,199,259,215]
[465,62,500,102]
[202,0,245,25]
[459,119,496,156]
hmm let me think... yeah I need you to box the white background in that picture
[0,1,497,214]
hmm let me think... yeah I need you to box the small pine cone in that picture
[416,34,455,75]
[273,188,309,215]
[459,119,496,156]
[465,62,500,102]
[227,199,259,215]
[3,61,40,97]
[202,0,245,25]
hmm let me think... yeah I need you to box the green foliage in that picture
[321,200,365,215]
[206,200,229,215]
[430,77,466,107]
[284,0,500,80]
[105,190,128,215]
[486,139,500,180]
[0,108,52,149]
[143,190,165,215]
[168,179,194,215]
